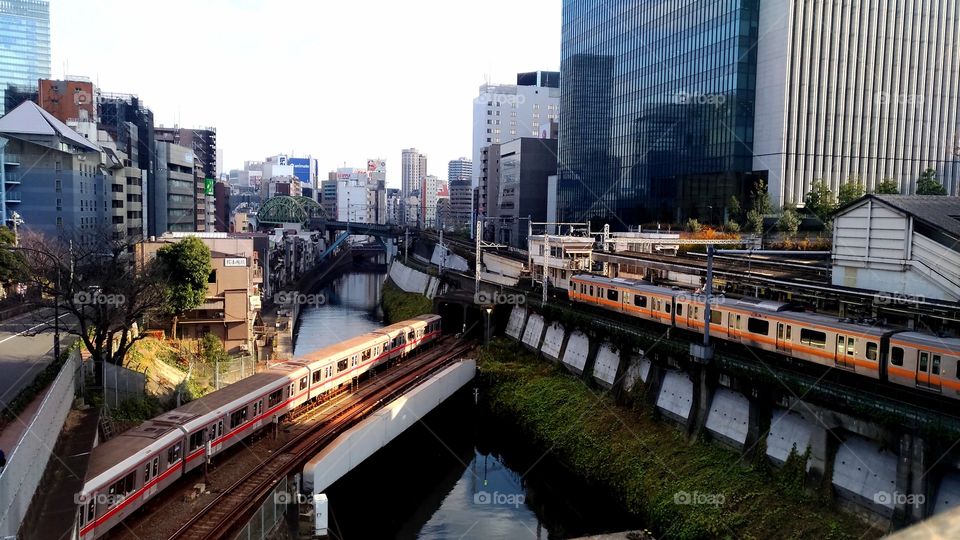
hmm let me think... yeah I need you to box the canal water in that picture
[294,271,640,539]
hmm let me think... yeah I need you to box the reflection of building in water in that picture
[467,450,524,502]
[327,273,384,312]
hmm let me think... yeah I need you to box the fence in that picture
[0,349,81,538]
[233,475,294,540]
[187,356,258,393]
[101,362,147,408]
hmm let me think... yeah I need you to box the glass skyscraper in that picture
[557,0,763,226]
[0,0,50,114]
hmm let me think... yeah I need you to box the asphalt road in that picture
[0,308,71,407]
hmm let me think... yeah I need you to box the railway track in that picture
[167,337,475,540]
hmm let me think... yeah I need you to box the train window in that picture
[268,389,283,406]
[932,355,941,375]
[230,407,248,429]
[144,461,151,480]
[362,349,372,361]
[325,367,333,378]
[710,310,721,324]
[677,304,683,316]
[407,331,415,341]
[581,284,586,293]
[289,384,294,396]
[168,443,182,466]
[919,352,929,371]
[800,329,826,348]
[665,303,671,314]
[607,289,619,301]
[86,499,95,522]
[846,338,855,356]
[634,295,647,308]
[866,342,878,361]
[312,371,322,384]
[589,285,593,296]
[836,336,845,354]
[747,318,769,335]
[254,400,263,416]
[189,430,205,451]
[124,471,135,494]
[153,457,159,477]
[299,376,308,391]
[337,359,348,372]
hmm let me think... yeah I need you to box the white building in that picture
[332,166,387,224]
[401,148,427,224]
[472,72,560,191]
[754,0,960,206]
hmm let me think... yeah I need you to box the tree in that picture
[727,195,743,225]
[804,179,836,223]
[156,237,212,339]
[837,177,865,206]
[685,218,702,233]
[0,226,26,286]
[15,229,170,384]
[777,203,800,239]
[916,168,947,195]
[745,180,772,236]
[875,178,900,195]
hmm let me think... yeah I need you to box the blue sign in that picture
[289,158,313,183]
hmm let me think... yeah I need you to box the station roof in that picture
[833,194,960,238]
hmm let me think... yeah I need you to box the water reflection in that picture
[292,272,386,356]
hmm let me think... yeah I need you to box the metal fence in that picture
[101,362,147,408]
[233,475,292,540]
[187,356,258,393]
[0,349,80,538]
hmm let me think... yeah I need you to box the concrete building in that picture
[37,78,96,124]
[832,195,960,302]
[557,0,960,226]
[478,144,501,224]
[385,188,401,225]
[321,177,337,218]
[0,101,105,238]
[448,157,473,233]
[155,127,217,232]
[488,138,558,248]
[138,233,263,354]
[401,148,427,224]
[213,179,230,232]
[420,174,441,229]
[472,72,559,191]
[154,141,197,234]
[0,0,50,114]
[330,166,387,224]
[97,93,156,236]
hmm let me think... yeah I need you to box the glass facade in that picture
[558,0,764,227]
[0,0,50,114]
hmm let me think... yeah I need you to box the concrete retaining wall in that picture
[561,331,590,374]
[505,306,527,340]
[766,408,815,466]
[389,261,442,299]
[522,314,546,350]
[832,435,899,517]
[705,388,751,448]
[541,322,565,361]
[592,342,620,388]
[0,350,80,538]
[431,244,470,272]
[934,472,960,515]
[656,370,694,423]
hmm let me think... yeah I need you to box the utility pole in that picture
[542,233,549,305]
[404,227,409,264]
[438,229,444,273]
[475,219,482,295]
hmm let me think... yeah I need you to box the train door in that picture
[835,335,854,369]
[776,323,792,353]
[728,313,741,342]
[915,351,942,392]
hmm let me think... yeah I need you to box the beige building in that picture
[138,234,262,355]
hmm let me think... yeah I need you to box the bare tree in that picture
[15,228,168,384]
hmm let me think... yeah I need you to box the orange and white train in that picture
[568,274,960,397]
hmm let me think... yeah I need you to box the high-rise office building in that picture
[448,157,473,233]
[401,148,427,225]
[472,72,560,193]
[0,0,50,115]
[557,0,960,226]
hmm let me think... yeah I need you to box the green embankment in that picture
[381,279,433,324]
[478,338,880,540]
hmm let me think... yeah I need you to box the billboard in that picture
[289,157,314,183]
[205,178,214,196]
[367,159,386,173]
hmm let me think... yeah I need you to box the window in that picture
[677,304,683,316]
[152,457,159,478]
[607,289,618,301]
[634,295,647,308]
[337,359,348,371]
[312,371,322,384]
[189,430,205,451]
[589,285,593,296]
[919,351,929,371]
[407,331,415,341]
[362,349,372,361]
[800,329,826,348]
[932,355,941,375]
[846,338,855,356]
[665,303,671,314]
[268,389,283,406]
[230,407,248,429]
[710,310,721,324]
[208,270,216,283]
[866,342,878,361]
[892,347,904,366]
[299,376,308,391]
[747,318,769,335]
[168,443,182,466]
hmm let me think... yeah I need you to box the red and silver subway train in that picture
[75,314,442,540]
[568,274,960,398]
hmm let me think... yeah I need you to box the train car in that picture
[569,274,676,325]
[302,332,390,396]
[78,420,189,540]
[887,332,960,397]
[378,314,443,363]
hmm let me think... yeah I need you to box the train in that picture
[76,314,442,540]
[568,274,960,397]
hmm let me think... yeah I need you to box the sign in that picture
[289,158,313,183]
[224,257,247,267]
[205,178,215,196]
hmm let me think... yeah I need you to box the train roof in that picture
[776,310,892,337]
[174,371,293,416]
[85,420,183,488]
[571,274,675,296]
[891,332,960,352]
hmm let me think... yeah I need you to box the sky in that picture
[50,0,561,188]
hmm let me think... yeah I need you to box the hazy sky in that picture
[50,0,560,187]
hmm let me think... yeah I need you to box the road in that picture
[0,308,71,407]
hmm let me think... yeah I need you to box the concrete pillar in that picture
[611,345,632,404]
[690,364,716,439]
[645,362,665,408]
[895,433,929,523]
[808,410,837,485]
[582,335,601,383]
[745,386,772,461]
[553,327,571,365]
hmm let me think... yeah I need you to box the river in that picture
[293,271,639,539]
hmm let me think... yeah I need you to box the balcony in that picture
[4,173,19,185]
[3,154,21,166]
[6,191,21,203]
